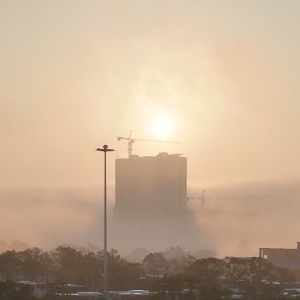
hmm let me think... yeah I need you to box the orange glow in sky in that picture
[1,0,300,253]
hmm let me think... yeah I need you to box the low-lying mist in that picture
[0,180,299,258]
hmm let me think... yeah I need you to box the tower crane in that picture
[187,190,207,210]
[117,130,180,157]
[187,190,272,211]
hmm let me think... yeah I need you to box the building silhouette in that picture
[260,242,300,277]
[114,152,187,216]
[110,152,201,253]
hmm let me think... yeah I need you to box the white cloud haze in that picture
[1,0,300,256]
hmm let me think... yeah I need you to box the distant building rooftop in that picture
[260,242,300,272]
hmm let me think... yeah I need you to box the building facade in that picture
[114,152,187,216]
[259,242,300,275]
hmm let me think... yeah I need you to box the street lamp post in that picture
[96,144,114,291]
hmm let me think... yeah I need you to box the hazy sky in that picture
[1,1,300,254]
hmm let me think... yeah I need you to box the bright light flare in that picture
[151,116,172,139]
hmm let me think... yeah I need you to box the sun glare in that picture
[151,116,172,139]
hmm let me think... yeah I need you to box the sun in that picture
[151,116,172,139]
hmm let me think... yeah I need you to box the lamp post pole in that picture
[96,144,114,291]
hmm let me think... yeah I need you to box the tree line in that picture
[0,245,297,300]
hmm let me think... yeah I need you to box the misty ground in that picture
[0,180,299,258]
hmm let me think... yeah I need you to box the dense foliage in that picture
[0,280,34,300]
[0,246,296,300]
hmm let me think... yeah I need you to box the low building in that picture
[259,242,300,278]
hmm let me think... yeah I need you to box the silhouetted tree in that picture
[273,266,296,283]
[225,257,275,283]
[0,250,21,279]
[185,257,226,283]
[184,258,229,300]
[225,257,282,300]
[18,247,50,280]
[143,253,169,276]
[0,245,295,300]
[52,246,84,273]
[168,255,196,275]
[162,246,196,275]
[107,249,142,290]
[50,246,101,287]
[225,256,250,282]
[0,280,34,300]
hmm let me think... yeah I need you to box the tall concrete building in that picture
[110,152,205,253]
[114,152,187,216]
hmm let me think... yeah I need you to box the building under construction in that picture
[114,152,187,216]
[110,150,203,253]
